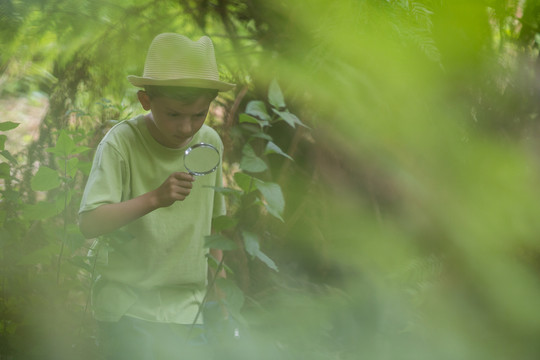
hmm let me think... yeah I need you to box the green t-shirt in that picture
[79,115,225,324]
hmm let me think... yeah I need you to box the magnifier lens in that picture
[184,143,220,176]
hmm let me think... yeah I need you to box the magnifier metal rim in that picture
[184,142,220,176]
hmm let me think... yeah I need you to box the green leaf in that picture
[68,255,92,273]
[216,278,245,315]
[240,144,268,173]
[268,79,286,109]
[17,242,61,265]
[0,163,10,179]
[242,231,261,257]
[24,201,60,220]
[207,186,243,197]
[250,132,273,141]
[1,150,17,164]
[0,122,20,131]
[207,253,234,274]
[261,200,284,222]
[204,234,237,250]
[66,224,86,252]
[272,109,308,128]
[265,142,294,161]
[233,172,259,193]
[66,157,79,178]
[242,231,279,271]
[254,250,279,272]
[239,113,260,125]
[78,161,93,176]
[0,135,6,150]
[46,130,75,157]
[54,189,72,213]
[255,181,285,221]
[72,145,91,155]
[245,100,272,122]
[212,215,239,232]
[2,189,19,202]
[239,113,269,128]
[31,166,61,191]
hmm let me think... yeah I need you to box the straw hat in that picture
[128,33,235,91]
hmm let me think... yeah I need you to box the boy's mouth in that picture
[173,135,193,146]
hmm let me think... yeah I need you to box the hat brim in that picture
[127,76,236,92]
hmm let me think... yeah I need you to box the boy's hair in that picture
[144,86,218,103]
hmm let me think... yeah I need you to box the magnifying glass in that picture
[184,143,220,176]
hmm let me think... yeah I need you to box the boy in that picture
[79,33,235,359]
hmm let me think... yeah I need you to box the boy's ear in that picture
[137,90,152,111]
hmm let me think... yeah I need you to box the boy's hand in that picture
[152,172,195,208]
[79,172,194,238]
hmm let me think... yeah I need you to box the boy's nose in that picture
[178,121,192,134]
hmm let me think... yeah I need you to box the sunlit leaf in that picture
[233,172,259,193]
[72,145,91,155]
[245,100,272,123]
[239,113,269,128]
[255,181,285,221]
[31,166,61,191]
[242,231,279,271]
[46,130,75,157]
[240,143,268,173]
[272,109,308,128]
[265,141,294,160]
[268,79,286,109]
[242,230,260,257]
[239,113,260,125]
[78,161,93,176]
[67,157,79,178]
[254,249,279,272]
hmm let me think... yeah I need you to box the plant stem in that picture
[56,157,69,284]
[187,254,226,339]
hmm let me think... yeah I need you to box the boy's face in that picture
[138,91,213,149]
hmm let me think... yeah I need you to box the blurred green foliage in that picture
[2,0,540,359]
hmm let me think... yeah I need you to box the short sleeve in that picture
[79,141,128,214]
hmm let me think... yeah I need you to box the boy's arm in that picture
[79,171,194,239]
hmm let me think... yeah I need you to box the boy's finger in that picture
[173,172,195,182]
[175,187,191,196]
[177,180,193,189]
